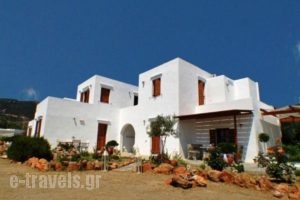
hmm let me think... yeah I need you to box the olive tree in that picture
[147,115,177,156]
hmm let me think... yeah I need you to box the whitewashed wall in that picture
[29,57,281,163]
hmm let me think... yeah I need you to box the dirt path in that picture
[0,159,282,200]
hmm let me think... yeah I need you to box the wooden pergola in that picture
[261,104,300,123]
[175,109,253,145]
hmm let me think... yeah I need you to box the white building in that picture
[28,58,281,163]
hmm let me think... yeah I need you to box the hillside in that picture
[0,98,38,130]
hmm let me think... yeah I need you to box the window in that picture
[209,128,236,145]
[100,88,110,103]
[134,94,138,106]
[34,118,42,138]
[198,80,205,105]
[152,77,161,97]
[80,89,90,103]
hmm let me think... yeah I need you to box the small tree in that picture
[147,115,176,156]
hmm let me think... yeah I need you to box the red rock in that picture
[94,160,103,170]
[67,162,80,171]
[33,158,49,171]
[142,162,152,172]
[55,162,63,171]
[274,183,289,194]
[257,176,273,191]
[233,173,256,188]
[219,171,234,183]
[288,192,300,200]
[154,163,174,174]
[85,161,94,170]
[192,175,207,187]
[171,175,193,189]
[207,170,221,182]
[196,170,208,179]
[289,184,300,200]
[174,166,187,175]
[273,190,284,198]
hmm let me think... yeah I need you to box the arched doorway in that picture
[121,124,135,153]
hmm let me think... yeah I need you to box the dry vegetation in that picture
[0,158,282,200]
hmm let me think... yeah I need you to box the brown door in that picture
[97,123,107,150]
[151,136,160,154]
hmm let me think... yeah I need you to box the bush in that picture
[232,163,245,173]
[217,142,236,154]
[295,169,300,177]
[254,145,296,183]
[207,147,227,171]
[7,136,53,162]
[284,144,300,162]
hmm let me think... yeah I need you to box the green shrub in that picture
[207,147,227,171]
[295,169,300,177]
[58,142,74,151]
[7,136,53,162]
[254,145,296,183]
[217,142,236,153]
[284,144,300,162]
[232,162,245,173]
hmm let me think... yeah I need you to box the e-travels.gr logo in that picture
[10,173,101,190]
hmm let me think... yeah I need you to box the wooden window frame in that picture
[152,77,161,97]
[35,118,42,138]
[100,87,110,103]
[209,128,236,146]
[198,79,205,105]
[80,89,90,103]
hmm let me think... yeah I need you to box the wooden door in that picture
[151,136,160,154]
[97,123,107,150]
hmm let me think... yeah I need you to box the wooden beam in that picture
[280,117,300,123]
[262,109,300,116]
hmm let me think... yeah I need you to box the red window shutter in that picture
[198,80,205,105]
[153,78,161,97]
[80,89,90,103]
[100,88,110,103]
[85,90,89,103]
[35,119,42,138]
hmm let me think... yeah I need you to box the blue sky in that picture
[0,1,299,107]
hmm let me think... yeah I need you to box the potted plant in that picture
[105,140,119,155]
[258,133,269,153]
[259,133,270,143]
[217,142,236,165]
